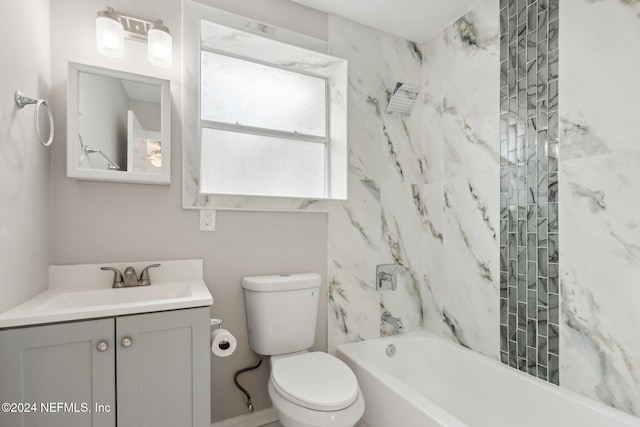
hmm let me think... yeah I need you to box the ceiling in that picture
[289,0,478,43]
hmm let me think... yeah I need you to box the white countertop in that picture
[0,259,213,329]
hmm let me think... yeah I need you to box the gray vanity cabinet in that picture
[0,318,116,427]
[0,307,210,427]
[115,308,210,427]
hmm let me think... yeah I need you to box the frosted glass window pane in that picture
[201,51,327,137]
[200,128,326,198]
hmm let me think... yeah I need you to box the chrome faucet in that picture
[381,311,404,334]
[101,264,160,288]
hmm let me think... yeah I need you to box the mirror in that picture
[67,63,171,185]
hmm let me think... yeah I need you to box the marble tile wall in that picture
[325,0,501,356]
[559,0,640,416]
[326,15,427,352]
[421,0,501,359]
[498,0,560,384]
[328,0,640,418]
[326,2,500,356]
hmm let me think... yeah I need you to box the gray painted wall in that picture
[48,0,328,422]
[0,0,51,314]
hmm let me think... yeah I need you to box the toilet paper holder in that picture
[211,318,227,348]
[210,318,235,353]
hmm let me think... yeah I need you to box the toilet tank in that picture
[242,273,321,356]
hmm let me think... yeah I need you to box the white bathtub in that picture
[336,331,640,427]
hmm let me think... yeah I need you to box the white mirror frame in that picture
[67,62,171,185]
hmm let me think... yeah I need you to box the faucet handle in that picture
[139,263,161,286]
[101,267,124,288]
[376,264,397,291]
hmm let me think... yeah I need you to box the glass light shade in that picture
[147,149,162,168]
[148,27,172,68]
[96,14,124,58]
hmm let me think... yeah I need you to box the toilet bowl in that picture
[268,352,365,427]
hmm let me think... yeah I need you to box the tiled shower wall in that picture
[421,0,640,416]
[498,0,559,383]
[559,0,640,416]
[328,0,640,418]
[421,1,500,358]
[327,15,427,352]
[326,1,502,357]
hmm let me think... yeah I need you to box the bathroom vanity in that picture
[0,259,213,427]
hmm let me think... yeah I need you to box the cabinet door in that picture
[0,319,116,427]
[116,307,210,427]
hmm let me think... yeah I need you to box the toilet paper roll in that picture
[211,328,237,357]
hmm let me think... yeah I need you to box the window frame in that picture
[183,1,348,211]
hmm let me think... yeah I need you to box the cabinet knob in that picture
[96,341,109,352]
[121,337,133,348]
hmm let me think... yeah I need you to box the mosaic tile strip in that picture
[499,0,559,385]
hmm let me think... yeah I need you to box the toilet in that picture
[242,273,365,427]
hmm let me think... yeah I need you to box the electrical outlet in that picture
[199,210,216,231]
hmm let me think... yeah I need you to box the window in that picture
[201,52,328,137]
[199,51,329,198]
[182,4,347,210]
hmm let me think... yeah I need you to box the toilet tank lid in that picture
[241,273,321,292]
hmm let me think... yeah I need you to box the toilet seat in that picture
[271,352,359,411]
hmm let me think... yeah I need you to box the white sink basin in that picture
[34,283,193,312]
[0,280,212,329]
[0,259,213,329]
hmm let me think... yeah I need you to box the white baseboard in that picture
[211,407,278,427]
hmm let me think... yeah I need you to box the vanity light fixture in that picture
[148,150,162,168]
[96,8,124,58]
[147,142,162,168]
[148,21,173,68]
[95,7,173,68]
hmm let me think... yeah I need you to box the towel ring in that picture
[15,90,55,147]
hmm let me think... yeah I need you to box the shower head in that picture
[385,82,421,117]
